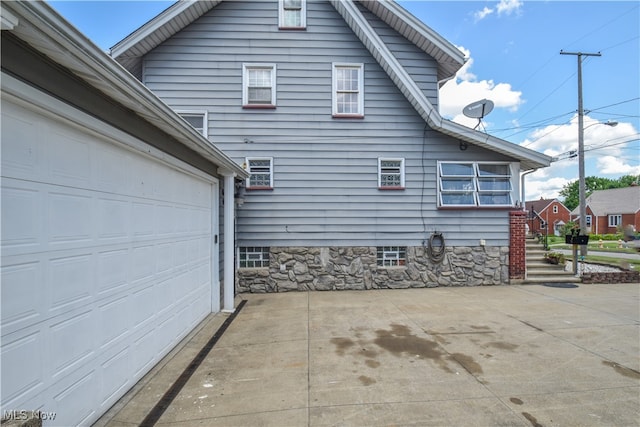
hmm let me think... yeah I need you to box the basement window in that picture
[239,247,270,268]
[377,246,406,267]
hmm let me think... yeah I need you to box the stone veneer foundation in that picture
[237,246,509,293]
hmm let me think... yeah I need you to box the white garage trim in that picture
[1,73,214,184]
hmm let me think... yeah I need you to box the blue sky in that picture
[48,0,640,201]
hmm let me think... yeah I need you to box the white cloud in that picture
[521,116,639,199]
[525,174,570,200]
[473,0,522,22]
[496,0,523,16]
[521,116,638,161]
[439,46,523,128]
[473,6,493,22]
[597,156,640,175]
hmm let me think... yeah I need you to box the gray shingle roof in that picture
[570,186,640,216]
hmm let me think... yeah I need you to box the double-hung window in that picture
[279,0,306,29]
[377,246,406,267]
[243,64,276,108]
[438,162,513,207]
[332,63,364,117]
[378,158,405,189]
[246,157,273,190]
[177,111,207,137]
[608,214,622,227]
[239,247,270,268]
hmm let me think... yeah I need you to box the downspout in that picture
[222,172,236,312]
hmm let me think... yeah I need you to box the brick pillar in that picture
[509,210,527,280]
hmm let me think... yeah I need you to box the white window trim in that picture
[332,63,364,117]
[378,158,405,189]
[553,205,558,214]
[175,110,208,138]
[245,157,274,189]
[437,161,515,208]
[242,63,277,107]
[608,214,622,227]
[278,0,306,29]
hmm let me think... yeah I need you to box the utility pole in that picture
[560,50,601,272]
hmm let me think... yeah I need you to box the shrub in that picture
[544,252,566,265]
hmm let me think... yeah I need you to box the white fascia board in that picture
[439,119,552,169]
[5,1,247,179]
[111,1,198,56]
[365,0,465,67]
[331,0,551,171]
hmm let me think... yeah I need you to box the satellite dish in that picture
[462,99,494,131]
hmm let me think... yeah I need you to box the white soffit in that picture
[111,0,221,78]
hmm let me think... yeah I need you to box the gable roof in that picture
[570,186,640,216]
[110,0,463,84]
[525,198,565,214]
[111,0,552,171]
[2,1,247,179]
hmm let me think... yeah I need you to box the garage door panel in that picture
[132,201,156,236]
[1,183,43,251]
[48,192,93,245]
[49,309,95,380]
[99,347,131,405]
[1,260,43,332]
[1,105,42,180]
[49,253,93,312]
[97,197,130,240]
[131,328,156,379]
[1,330,45,406]
[95,145,131,194]
[48,130,91,186]
[51,369,96,427]
[98,294,131,350]
[97,248,129,296]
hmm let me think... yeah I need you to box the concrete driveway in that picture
[98,283,640,427]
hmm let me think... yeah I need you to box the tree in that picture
[559,175,640,211]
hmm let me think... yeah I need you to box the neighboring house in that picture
[525,198,571,236]
[1,2,247,426]
[570,186,640,235]
[112,0,551,292]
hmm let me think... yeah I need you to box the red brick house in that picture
[570,186,640,235]
[525,198,571,236]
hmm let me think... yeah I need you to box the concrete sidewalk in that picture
[97,283,640,427]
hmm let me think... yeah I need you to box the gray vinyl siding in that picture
[142,0,518,248]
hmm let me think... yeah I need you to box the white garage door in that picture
[1,85,219,426]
